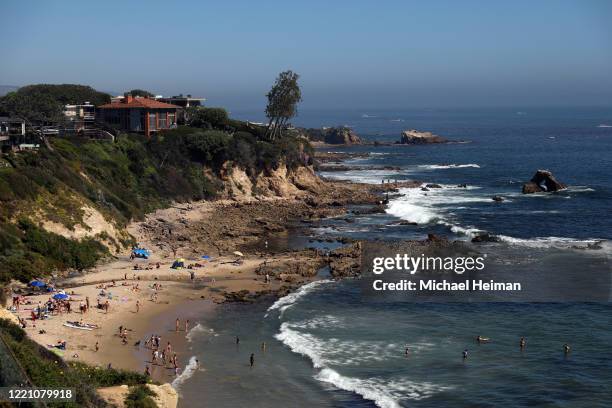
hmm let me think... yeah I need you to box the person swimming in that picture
[462,349,469,359]
[476,335,490,343]
[520,337,526,349]
[563,344,571,354]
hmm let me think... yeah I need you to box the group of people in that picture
[143,334,181,376]
[131,262,160,270]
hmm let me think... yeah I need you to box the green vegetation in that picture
[0,84,112,149]
[1,125,312,285]
[124,385,157,408]
[265,70,302,140]
[186,107,229,129]
[0,319,149,407]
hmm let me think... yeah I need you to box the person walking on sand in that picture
[136,300,140,313]
[176,318,180,332]
[86,296,90,310]
[145,365,151,376]
[250,353,255,368]
[95,342,99,352]
[185,319,190,332]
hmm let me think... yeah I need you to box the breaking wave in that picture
[275,322,451,408]
[266,280,333,318]
[186,323,216,342]
[171,356,199,390]
[418,163,480,170]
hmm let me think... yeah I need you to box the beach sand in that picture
[9,176,391,406]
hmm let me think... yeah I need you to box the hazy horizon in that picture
[1,0,611,111]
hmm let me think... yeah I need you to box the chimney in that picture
[124,93,133,104]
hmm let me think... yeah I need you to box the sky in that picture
[1,0,611,111]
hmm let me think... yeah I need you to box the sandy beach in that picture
[11,176,393,383]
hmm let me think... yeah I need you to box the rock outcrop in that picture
[398,129,447,144]
[324,127,361,145]
[522,170,566,194]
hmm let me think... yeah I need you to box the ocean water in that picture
[178,108,612,407]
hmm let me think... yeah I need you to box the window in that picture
[149,113,156,130]
[168,113,176,126]
[158,112,167,129]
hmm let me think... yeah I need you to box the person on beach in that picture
[236,337,240,346]
[166,342,172,355]
[136,300,140,313]
[520,337,526,350]
[250,353,255,368]
[176,318,180,332]
[185,319,190,332]
[463,349,469,360]
[145,365,151,376]
[95,342,99,352]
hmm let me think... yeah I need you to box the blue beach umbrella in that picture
[29,280,46,288]
[52,293,69,300]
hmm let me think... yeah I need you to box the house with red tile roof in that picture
[96,94,179,137]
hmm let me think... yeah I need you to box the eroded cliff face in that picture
[19,163,322,254]
[221,164,325,200]
[40,204,131,252]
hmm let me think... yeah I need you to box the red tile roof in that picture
[98,98,180,110]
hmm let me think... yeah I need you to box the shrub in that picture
[125,385,157,408]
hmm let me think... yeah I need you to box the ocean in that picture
[176,108,612,407]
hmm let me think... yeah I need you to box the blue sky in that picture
[1,0,611,110]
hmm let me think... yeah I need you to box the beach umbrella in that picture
[52,293,69,300]
[233,251,244,257]
[29,280,46,288]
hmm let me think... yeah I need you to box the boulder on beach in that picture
[398,129,447,144]
[522,170,566,194]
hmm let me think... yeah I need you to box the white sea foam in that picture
[316,368,401,408]
[386,184,488,225]
[496,235,604,249]
[186,323,216,342]
[319,169,405,184]
[418,163,480,170]
[171,356,199,390]
[265,280,333,318]
[597,124,612,128]
[276,323,451,408]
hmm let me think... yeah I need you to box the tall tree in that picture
[265,71,302,140]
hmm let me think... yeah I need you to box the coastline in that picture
[15,173,392,399]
